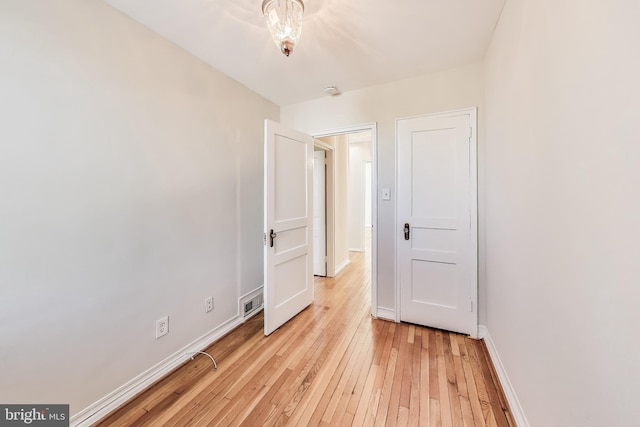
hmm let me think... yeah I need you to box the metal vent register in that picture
[243,294,263,317]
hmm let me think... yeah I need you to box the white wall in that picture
[484,0,640,425]
[348,138,372,252]
[282,63,484,315]
[0,0,278,417]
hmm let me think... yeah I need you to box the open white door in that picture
[313,150,327,276]
[397,109,477,336]
[264,120,314,336]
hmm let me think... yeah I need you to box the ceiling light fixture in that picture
[262,0,304,57]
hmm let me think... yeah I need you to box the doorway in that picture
[262,121,378,335]
[313,148,327,277]
[311,124,378,318]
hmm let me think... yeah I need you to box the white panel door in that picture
[313,150,327,276]
[397,110,477,336]
[264,120,314,336]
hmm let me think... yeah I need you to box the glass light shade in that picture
[262,0,304,57]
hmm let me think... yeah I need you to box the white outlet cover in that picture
[156,316,169,339]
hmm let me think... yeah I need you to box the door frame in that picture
[394,108,478,336]
[313,142,331,276]
[310,123,379,318]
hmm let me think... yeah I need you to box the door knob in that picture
[404,223,410,240]
[269,229,277,247]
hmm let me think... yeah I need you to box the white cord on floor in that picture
[186,350,218,371]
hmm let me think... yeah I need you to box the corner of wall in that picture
[478,325,529,427]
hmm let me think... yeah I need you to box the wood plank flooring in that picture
[96,250,513,426]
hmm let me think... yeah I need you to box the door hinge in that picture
[470,299,474,312]
[263,233,267,246]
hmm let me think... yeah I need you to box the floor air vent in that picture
[243,294,263,318]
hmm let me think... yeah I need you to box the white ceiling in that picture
[103,0,506,106]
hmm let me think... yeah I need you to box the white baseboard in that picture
[478,325,529,427]
[71,315,245,426]
[335,258,350,275]
[375,307,396,322]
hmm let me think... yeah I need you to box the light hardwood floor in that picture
[96,249,513,426]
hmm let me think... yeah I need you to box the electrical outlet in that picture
[205,296,214,313]
[156,316,169,339]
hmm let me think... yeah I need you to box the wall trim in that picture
[375,307,396,322]
[334,258,350,275]
[71,285,265,427]
[478,325,529,427]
